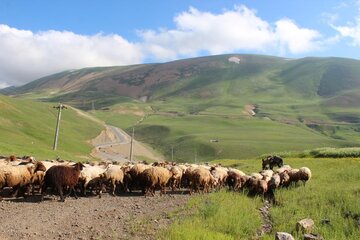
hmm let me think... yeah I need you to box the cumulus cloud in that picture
[139,5,324,61]
[275,19,322,54]
[0,24,143,87]
[331,16,360,46]
[328,1,360,46]
[0,5,328,87]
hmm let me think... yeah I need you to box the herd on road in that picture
[0,155,311,202]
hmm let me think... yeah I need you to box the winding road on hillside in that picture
[92,125,130,163]
[91,125,164,163]
[68,105,163,163]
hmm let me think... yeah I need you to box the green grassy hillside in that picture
[0,95,103,160]
[3,54,360,160]
[161,157,360,239]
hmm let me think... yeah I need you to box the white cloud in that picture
[139,5,324,60]
[0,24,143,87]
[0,5,328,87]
[275,19,322,54]
[331,16,360,46]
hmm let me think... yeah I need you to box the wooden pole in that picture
[53,103,67,150]
[129,127,134,162]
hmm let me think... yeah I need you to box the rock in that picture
[275,232,295,240]
[304,233,324,240]
[296,218,315,234]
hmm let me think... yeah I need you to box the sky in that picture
[1,0,360,88]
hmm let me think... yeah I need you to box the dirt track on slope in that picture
[0,191,190,240]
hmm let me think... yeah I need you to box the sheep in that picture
[99,165,129,197]
[168,166,183,191]
[268,173,281,190]
[279,170,291,187]
[228,168,246,177]
[276,165,292,174]
[210,166,228,188]
[246,177,268,196]
[139,166,173,197]
[191,167,217,194]
[0,161,46,198]
[181,166,197,189]
[288,167,312,186]
[226,171,249,191]
[41,162,85,202]
[250,172,263,181]
[79,164,109,196]
[124,163,152,192]
[260,169,274,183]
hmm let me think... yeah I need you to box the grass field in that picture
[161,157,360,239]
[116,113,351,161]
[0,95,103,161]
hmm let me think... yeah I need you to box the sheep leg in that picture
[40,184,47,201]
[111,180,116,196]
[58,186,65,202]
[72,187,79,199]
[11,187,19,198]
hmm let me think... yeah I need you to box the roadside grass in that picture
[0,95,103,161]
[161,157,360,239]
[159,191,263,240]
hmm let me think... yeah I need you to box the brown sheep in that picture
[41,162,85,202]
[191,167,216,194]
[0,161,46,198]
[210,166,228,188]
[125,163,152,192]
[139,167,173,197]
[246,177,268,196]
[288,167,312,186]
[226,171,249,191]
[168,166,183,191]
[99,165,130,197]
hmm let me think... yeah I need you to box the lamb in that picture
[41,162,85,202]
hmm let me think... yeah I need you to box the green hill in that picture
[3,54,360,160]
[0,95,103,160]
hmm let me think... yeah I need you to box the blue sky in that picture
[1,0,360,86]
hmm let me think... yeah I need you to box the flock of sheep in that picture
[0,155,312,202]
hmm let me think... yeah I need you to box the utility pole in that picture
[194,148,197,163]
[53,103,67,150]
[129,126,135,162]
[91,100,95,112]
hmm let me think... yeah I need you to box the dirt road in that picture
[0,191,190,240]
[91,125,164,163]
